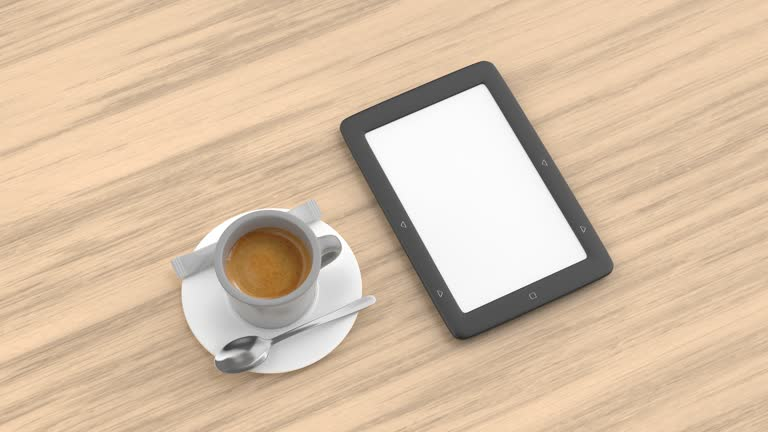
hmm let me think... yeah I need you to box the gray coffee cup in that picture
[213,210,342,328]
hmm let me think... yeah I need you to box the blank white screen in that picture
[366,84,586,313]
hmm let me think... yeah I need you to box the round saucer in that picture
[181,209,362,373]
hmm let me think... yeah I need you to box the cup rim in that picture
[213,209,320,306]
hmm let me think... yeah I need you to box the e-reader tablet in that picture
[340,61,612,338]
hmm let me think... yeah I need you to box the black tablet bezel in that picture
[340,61,613,338]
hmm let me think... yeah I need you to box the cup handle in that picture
[317,235,342,267]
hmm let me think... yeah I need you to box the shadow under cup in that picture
[213,210,341,329]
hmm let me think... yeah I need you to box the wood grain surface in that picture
[2,0,767,430]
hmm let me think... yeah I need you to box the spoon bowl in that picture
[215,336,272,374]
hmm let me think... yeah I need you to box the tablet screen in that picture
[366,84,587,313]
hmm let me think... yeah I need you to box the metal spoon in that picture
[214,295,376,373]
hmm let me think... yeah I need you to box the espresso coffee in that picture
[224,227,311,299]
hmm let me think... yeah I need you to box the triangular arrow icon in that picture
[580,225,587,233]
[400,221,407,228]
[541,159,548,167]
[436,290,444,298]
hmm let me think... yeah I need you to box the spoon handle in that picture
[272,295,376,344]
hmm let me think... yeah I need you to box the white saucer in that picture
[181,209,362,373]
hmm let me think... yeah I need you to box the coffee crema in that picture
[224,227,311,299]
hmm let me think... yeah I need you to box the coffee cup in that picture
[213,210,342,328]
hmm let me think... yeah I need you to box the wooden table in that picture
[2,1,767,430]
